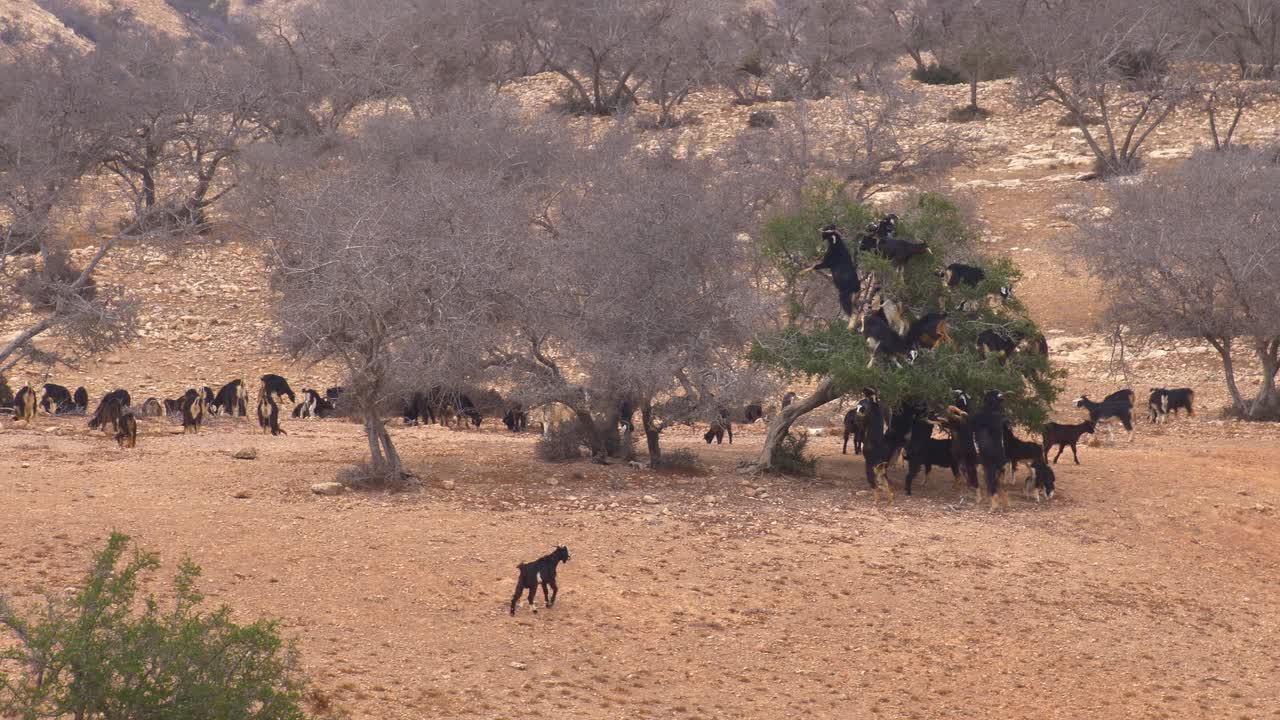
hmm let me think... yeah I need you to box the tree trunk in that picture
[641,403,662,468]
[969,73,979,109]
[364,415,385,467]
[1248,339,1280,418]
[1209,337,1248,416]
[757,377,841,471]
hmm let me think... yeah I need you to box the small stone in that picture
[232,490,251,499]
[20,462,30,469]
[546,478,559,486]
[441,480,456,490]
[661,507,672,515]
[642,495,659,504]
[703,495,716,503]
[311,482,346,496]
[509,662,527,670]
[628,461,645,470]
[232,447,257,460]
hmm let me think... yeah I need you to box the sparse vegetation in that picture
[0,533,308,720]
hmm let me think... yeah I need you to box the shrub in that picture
[336,462,419,490]
[911,63,966,85]
[947,105,992,123]
[653,447,702,473]
[770,431,817,476]
[0,374,11,407]
[0,533,308,720]
[535,422,585,461]
[747,110,777,129]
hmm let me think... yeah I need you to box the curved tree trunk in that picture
[757,377,841,471]
[1249,339,1280,418]
[1209,337,1248,416]
[641,403,662,468]
[364,414,402,474]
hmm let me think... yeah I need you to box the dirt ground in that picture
[3,407,1279,720]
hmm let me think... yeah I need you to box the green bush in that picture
[771,431,817,476]
[911,63,967,85]
[0,533,308,720]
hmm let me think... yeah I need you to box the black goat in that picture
[293,388,335,419]
[257,393,285,436]
[977,330,1017,363]
[927,406,980,492]
[39,383,74,414]
[859,388,893,505]
[1027,461,1056,502]
[942,263,985,287]
[88,389,131,432]
[259,374,296,404]
[781,391,798,409]
[842,400,869,455]
[211,379,248,417]
[973,390,1010,512]
[1074,395,1134,442]
[952,389,972,413]
[704,409,733,445]
[1003,426,1045,479]
[862,309,917,368]
[1147,387,1194,423]
[877,236,931,271]
[510,545,570,616]
[903,418,955,496]
[802,226,861,328]
[180,389,205,433]
[13,385,36,423]
[885,402,925,468]
[905,313,950,350]
[1042,420,1095,464]
[503,404,529,432]
[115,411,137,449]
[743,403,764,423]
[72,386,88,413]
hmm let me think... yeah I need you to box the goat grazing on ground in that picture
[139,397,164,417]
[212,379,248,416]
[859,388,894,505]
[510,545,570,616]
[1003,426,1046,477]
[72,386,88,413]
[116,411,138,448]
[801,226,861,328]
[1027,460,1055,502]
[704,409,733,445]
[503,404,529,432]
[257,393,285,436]
[1042,420,1095,464]
[39,383,73,414]
[88,389,130,432]
[1074,395,1134,442]
[1148,387,1195,423]
[259,374,296,404]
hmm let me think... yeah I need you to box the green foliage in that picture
[771,432,818,476]
[911,63,967,85]
[0,533,308,720]
[753,189,1062,431]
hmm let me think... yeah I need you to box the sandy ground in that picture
[3,408,1279,720]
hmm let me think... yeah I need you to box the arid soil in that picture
[3,24,1280,717]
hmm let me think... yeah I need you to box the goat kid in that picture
[510,545,570,615]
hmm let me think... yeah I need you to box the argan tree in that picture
[1079,148,1280,419]
[751,189,1060,471]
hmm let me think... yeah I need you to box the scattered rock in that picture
[642,495,659,505]
[628,461,645,470]
[441,480,456,490]
[546,478,559,486]
[20,462,30,469]
[509,662,527,670]
[232,447,257,460]
[311,482,346,496]
[232,490,251,499]
[703,495,717,503]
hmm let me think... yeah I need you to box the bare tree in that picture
[500,135,776,465]
[926,0,1024,114]
[734,73,966,204]
[1192,68,1278,151]
[1078,148,1280,418]
[1016,0,1195,176]
[256,97,558,482]
[1180,0,1280,78]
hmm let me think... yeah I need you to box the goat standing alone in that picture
[510,546,570,616]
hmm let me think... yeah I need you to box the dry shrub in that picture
[336,463,419,491]
[653,447,703,474]
[770,432,817,476]
[535,422,585,462]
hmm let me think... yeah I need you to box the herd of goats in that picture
[1,217,1197,509]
